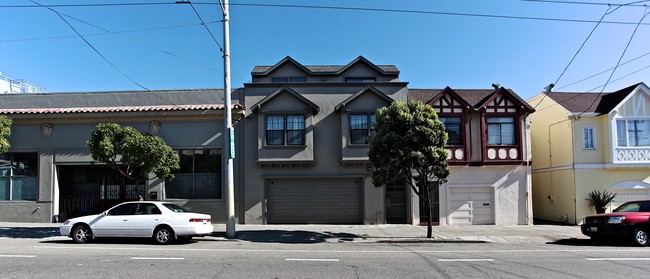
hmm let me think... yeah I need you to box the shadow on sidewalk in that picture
[0,227,59,239]
[212,230,362,243]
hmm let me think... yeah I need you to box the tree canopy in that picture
[86,123,180,184]
[0,115,12,153]
[368,100,450,237]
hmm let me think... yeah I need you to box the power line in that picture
[3,1,650,26]
[578,8,649,115]
[0,21,221,43]
[533,4,612,109]
[521,0,650,7]
[557,50,650,89]
[55,9,223,74]
[28,0,149,91]
[177,0,224,52]
[596,9,650,93]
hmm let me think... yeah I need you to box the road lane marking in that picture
[130,257,184,260]
[37,245,650,254]
[587,258,650,261]
[438,259,494,262]
[0,255,36,258]
[285,258,340,262]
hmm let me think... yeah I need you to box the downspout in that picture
[524,113,532,225]
[571,116,577,225]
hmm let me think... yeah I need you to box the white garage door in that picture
[266,178,362,224]
[448,187,494,225]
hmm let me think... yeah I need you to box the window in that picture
[266,114,305,145]
[583,127,596,149]
[165,149,221,199]
[439,117,462,146]
[350,113,376,144]
[617,120,650,147]
[0,152,38,201]
[487,117,515,145]
[107,203,137,216]
[271,77,306,82]
[345,77,376,82]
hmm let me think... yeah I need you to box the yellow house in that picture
[528,82,650,225]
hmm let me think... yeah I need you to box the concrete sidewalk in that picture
[0,222,587,244]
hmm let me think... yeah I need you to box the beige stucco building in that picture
[528,82,650,225]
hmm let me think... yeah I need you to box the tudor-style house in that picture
[410,86,535,225]
[528,82,650,225]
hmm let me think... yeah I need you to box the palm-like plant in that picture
[586,190,617,214]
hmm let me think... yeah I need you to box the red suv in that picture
[581,200,650,246]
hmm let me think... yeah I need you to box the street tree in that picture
[86,123,180,198]
[368,100,450,238]
[0,115,11,153]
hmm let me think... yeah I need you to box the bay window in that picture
[617,120,650,147]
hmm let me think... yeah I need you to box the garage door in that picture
[266,178,362,224]
[448,187,494,225]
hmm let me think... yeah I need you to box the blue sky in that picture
[0,0,648,100]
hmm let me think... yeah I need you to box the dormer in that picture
[425,87,472,164]
[602,83,650,166]
[250,56,399,83]
[336,86,394,166]
[478,87,535,164]
[250,87,319,167]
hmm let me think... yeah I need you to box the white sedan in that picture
[60,201,213,244]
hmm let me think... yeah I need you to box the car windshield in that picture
[163,203,190,213]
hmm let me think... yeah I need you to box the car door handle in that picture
[123,219,128,222]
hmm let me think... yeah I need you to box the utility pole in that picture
[221,0,236,238]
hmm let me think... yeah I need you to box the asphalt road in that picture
[2,235,650,278]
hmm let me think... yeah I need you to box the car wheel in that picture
[72,225,92,244]
[633,228,649,246]
[153,227,174,245]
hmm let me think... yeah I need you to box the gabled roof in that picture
[0,89,245,115]
[476,87,535,112]
[409,87,534,112]
[335,86,394,111]
[422,86,473,109]
[250,86,320,115]
[544,82,646,114]
[251,56,399,76]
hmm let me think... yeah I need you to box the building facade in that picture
[410,87,535,225]
[0,89,244,222]
[528,82,650,225]
[1,57,535,225]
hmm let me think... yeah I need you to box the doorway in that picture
[386,184,408,224]
[58,165,140,219]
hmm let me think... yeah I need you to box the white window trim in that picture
[583,126,596,150]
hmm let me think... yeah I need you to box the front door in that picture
[386,184,408,224]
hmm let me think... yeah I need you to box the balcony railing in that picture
[614,147,650,164]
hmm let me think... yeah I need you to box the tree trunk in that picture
[424,184,432,238]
